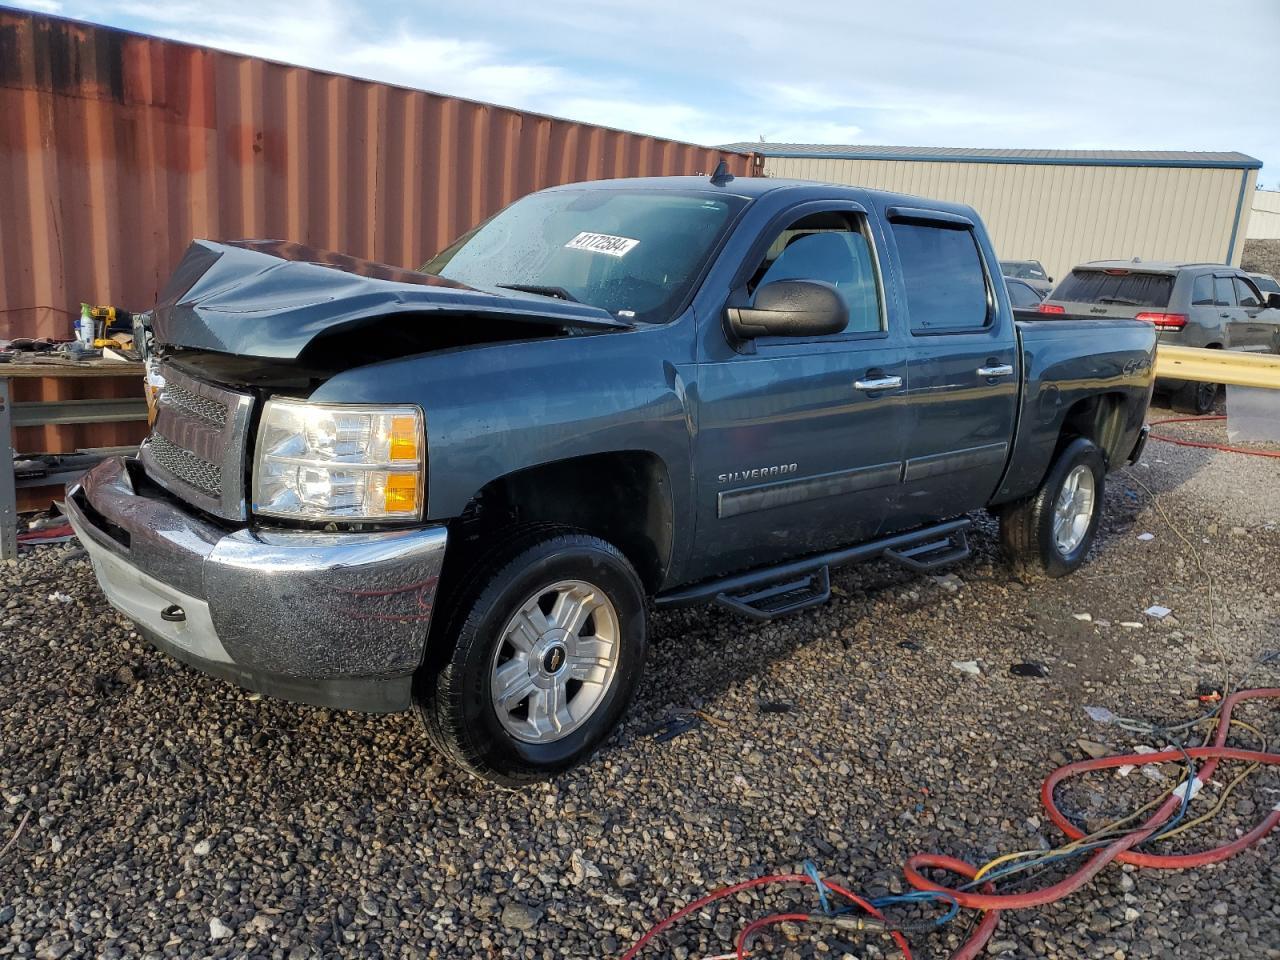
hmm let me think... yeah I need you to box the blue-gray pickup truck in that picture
[67,173,1156,784]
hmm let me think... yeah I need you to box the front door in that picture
[689,203,908,580]
[884,209,1020,529]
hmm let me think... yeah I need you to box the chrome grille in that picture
[139,363,254,520]
[160,382,229,428]
[146,434,222,497]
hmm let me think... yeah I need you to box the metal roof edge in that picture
[755,151,1263,170]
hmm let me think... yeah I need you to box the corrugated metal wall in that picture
[1248,190,1280,241]
[0,9,757,479]
[763,156,1256,283]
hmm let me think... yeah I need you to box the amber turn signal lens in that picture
[389,416,420,461]
[383,473,419,513]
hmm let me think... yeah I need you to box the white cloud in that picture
[8,0,64,12]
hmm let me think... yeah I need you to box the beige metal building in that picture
[1248,189,1280,240]
[723,145,1261,284]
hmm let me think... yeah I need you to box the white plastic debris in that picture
[1144,605,1172,619]
[1137,532,1155,541]
[1120,621,1144,629]
[47,591,73,604]
[1172,778,1204,802]
[1084,706,1116,725]
[951,660,982,676]
[1072,613,1093,622]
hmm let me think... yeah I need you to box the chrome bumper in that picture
[66,457,448,712]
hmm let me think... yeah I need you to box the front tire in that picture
[417,528,647,786]
[999,437,1107,580]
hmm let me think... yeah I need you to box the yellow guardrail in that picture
[1155,345,1280,390]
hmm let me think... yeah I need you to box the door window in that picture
[1006,280,1041,308]
[892,221,990,333]
[1213,276,1236,307]
[1233,276,1261,308]
[748,211,883,335]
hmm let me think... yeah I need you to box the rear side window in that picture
[892,222,990,332]
[1233,276,1261,308]
[1053,270,1174,308]
[1214,276,1235,307]
[1191,274,1214,306]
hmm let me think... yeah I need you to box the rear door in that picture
[690,201,908,579]
[886,207,1019,528]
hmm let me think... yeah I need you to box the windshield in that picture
[420,188,747,323]
[1253,274,1280,295]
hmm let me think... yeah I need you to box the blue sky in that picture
[12,0,1280,180]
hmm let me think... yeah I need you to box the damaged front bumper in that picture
[66,457,447,712]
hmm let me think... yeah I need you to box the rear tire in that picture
[416,527,647,786]
[1169,378,1218,416]
[999,437,1107,580]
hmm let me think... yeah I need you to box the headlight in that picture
[251,398,425,521]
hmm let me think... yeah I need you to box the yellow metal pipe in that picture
[1155,344,1280,390]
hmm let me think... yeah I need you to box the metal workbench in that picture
[1,358,147,559]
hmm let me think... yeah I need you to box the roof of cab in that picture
[541,175,983,220]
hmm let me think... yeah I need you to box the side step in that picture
[655,517,971,617]
[883,529,970,571]
[716,565,830,621]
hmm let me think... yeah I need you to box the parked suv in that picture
[1041,260,1280,413]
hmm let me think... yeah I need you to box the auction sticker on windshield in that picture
[564,232,640,257]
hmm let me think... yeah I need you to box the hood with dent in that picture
[151,240,630,360]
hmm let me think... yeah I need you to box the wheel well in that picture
[448,451,674,595]
[1058,392,1131,466]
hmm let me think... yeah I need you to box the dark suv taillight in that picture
[1135,312,1187,329]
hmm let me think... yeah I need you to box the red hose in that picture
[621,687,1280,960]
[904,687,1280,921]
[1147,415,1280,458]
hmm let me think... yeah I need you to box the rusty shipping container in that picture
[0,9,758,499]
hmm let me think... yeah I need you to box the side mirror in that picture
[1267,293,1280,309]
[726,280,848,340]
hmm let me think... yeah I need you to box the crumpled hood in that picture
[151,239,630,360]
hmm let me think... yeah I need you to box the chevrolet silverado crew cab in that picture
[68,174,1155,785]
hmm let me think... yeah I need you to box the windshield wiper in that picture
[1098,296,1139,305]
[496,283,580,303]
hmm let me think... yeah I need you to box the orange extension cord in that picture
[621,686,1280,960]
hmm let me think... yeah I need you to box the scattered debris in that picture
[1137,532,1155,541]
[47,592,73,604]
[1120,621,1144,629]
[930,573,963,593]
[951,660,982,676]
[1077,739,1110,760]
[1084,705,1116,725]
[646,712,700,743]
[1072,613,1093,622]
[1010,662,1050,679]
[694,709,731,729]
[1144,605,1172,619]
[757,700,794,714]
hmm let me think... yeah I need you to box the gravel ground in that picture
[2,400,1278,960]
